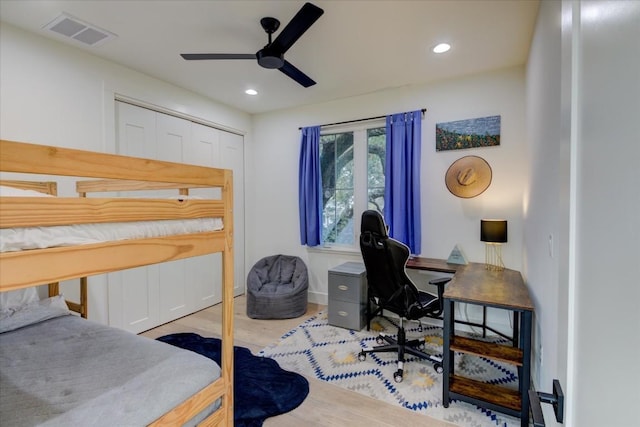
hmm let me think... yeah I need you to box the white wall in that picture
[250,67,528,320]
[524,0,565,406]
[526,1,640,425]
[571,0,640,425]
[0,23,252,325]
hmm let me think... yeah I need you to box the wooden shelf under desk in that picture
[441,263,533,426]
[450,336,523,366]
[449,375,522,412]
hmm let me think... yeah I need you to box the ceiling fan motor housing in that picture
[257,48,285,69]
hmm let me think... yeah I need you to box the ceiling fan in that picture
[181,2,324,88]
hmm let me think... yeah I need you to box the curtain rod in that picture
[298,108,426,130]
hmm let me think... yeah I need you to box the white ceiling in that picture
[0,0,540,115]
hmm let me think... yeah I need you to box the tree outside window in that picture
[367,127,385,212]
[320,126,385,246]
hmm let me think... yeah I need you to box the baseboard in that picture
[308,290,328,306]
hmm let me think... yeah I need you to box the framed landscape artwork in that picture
[436,115,501,151]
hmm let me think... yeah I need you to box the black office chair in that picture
[357,210,450,382]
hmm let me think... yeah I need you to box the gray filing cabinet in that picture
[328,262,368,330]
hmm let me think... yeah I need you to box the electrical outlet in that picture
[548,234,554,258]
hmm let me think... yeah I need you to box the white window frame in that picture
[317,119,385,253]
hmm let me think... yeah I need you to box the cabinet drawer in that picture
[328,299,366,331]
[328,273,366,303]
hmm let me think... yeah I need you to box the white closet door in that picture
[156,113,188,162]
[116,102,157,158]
[188,122,223,311]
[110,102,160,333]
[156,113,192,323]
[112,101,244,331]
[107,266,160,332]
[220,131,245,296]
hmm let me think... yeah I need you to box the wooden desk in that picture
[406,257,460,274]
[441,263,534,427]
[406,257,514,342]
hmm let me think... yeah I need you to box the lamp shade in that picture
[481,219,507,243]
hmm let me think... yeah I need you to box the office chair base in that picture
[358,332,443,381]
[394,369,404,383]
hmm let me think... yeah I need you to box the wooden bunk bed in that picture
[0,139,234,426]
[0,180,78,315]
[0,179,92,318]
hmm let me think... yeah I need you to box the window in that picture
[320,132,354,244]
[320,123,386,248]
[367,127,386,212]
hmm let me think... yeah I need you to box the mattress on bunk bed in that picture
[0,295,221,426]
[0,217,224,253]
[0,185,223,253]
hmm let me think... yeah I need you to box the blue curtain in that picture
[384,111,422,254]
[298,126,322,246]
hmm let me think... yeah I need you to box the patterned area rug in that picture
[259,312,521,427]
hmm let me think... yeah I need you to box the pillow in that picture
[0,294,70,333]
[0,287,39,310]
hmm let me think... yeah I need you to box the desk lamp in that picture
[481,219,507,271]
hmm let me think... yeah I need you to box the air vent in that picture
[43,13,116,47]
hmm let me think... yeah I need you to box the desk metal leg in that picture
[482,306,487,338]
[442,298,454,407]
[513,311,520,347]
[519,310,533,427]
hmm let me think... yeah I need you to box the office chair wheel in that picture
[434,363,443,374]
[358,351,367,362]
[394,369,404,383]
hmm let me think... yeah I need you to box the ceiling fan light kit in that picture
[181,2,324,87]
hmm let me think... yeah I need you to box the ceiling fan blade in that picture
[270,2,324,54]
[279,60,316,87]
[181,53,256,60]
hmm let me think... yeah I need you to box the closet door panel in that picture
[189,123,223,310]
[156,112,194,321]
[186,254,220,311]
[220,131,245,296]
[187,123,219,165]
[110,102,160,332]
[116,102,157,158]
[108,265,160,334]
[158,259,190,323]
[156,112,189,162]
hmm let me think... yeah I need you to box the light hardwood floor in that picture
[141,296,455,427]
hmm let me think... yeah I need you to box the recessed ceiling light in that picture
[245,89,258,95]
[433,43,451,54]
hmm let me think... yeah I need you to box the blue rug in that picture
[157,333,309,427]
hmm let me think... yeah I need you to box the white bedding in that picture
[0,186,223,252]
[0,218,224,252]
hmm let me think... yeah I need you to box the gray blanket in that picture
[0,314,220,426]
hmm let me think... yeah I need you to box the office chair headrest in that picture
[361,210,388,238]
